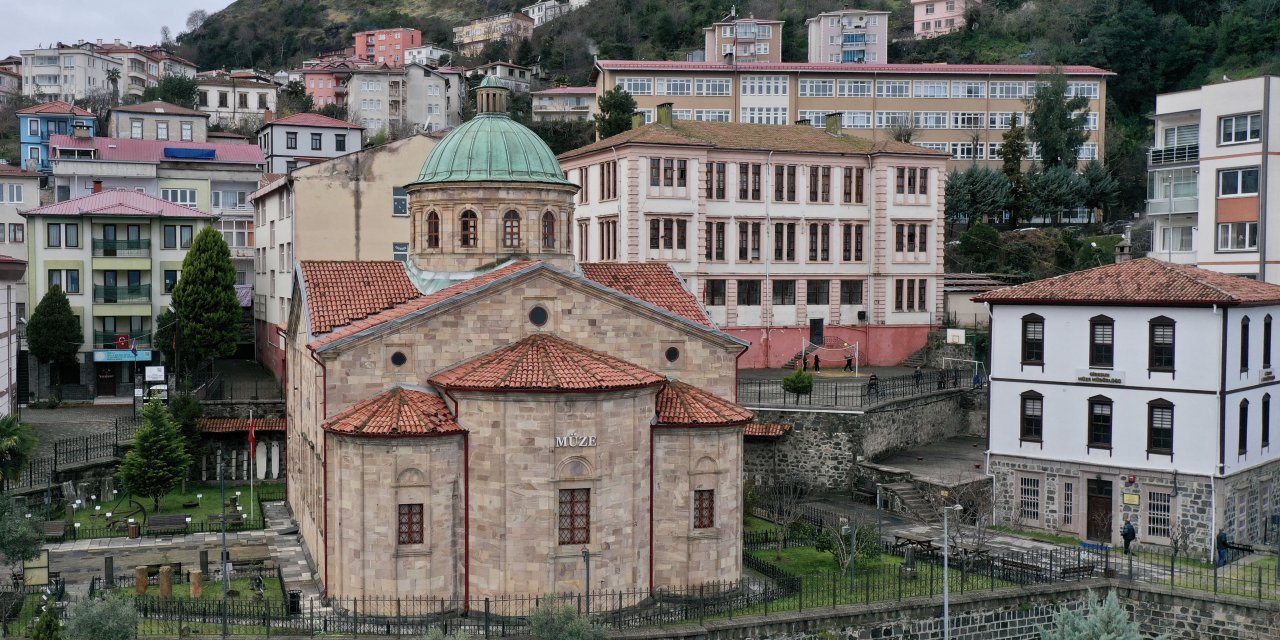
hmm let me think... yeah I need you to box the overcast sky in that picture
[1,0,236,55]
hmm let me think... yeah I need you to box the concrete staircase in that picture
[900,350,927,368]
[881,482,936,524]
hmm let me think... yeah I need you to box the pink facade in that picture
[912,0,969,38]
[559,110,949,369]
[256,320,287,385]
[354,28,422,67]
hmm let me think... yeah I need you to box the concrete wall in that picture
[744,388,986,490]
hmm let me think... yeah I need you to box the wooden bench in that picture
[41,521,67,541]
[853,477,879,505]
[145,514,190,535]
[997,558,1046,581]
[207,513,245,527]
[1058,563,1095,580]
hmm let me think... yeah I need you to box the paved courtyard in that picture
[21,404,136,459]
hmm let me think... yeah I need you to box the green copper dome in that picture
[415,112,573,185]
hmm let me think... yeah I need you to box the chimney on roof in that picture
[114,38,121,45]
[1114,237,1132,263]
[656,103,673,128]
[92,180,102,194]
[824,112,841,136]
[630,112,644,130]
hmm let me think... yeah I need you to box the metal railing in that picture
[1148,144,1199,165]
[91,238,151,257]
[93,284,151,303]
[2,416,141,492]
[738,368,969,409]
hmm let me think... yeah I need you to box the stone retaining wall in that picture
[745,388,987,490]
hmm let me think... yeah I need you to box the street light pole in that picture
[942,504,963,640]
[219,444,229,638]
[581,546,590,613]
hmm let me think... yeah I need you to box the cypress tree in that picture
[25,286,83,388]
[117,401,193,512]
[171,226,241,368]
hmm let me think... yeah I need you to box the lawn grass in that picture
[744,516,780,535]
[110,577,284,602]
[68,482,270,536]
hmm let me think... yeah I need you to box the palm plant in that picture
[0,415,36,484]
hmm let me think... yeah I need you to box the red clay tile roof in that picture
[0,164,43,178]
[744,422,792,438]
[111,101,208,117]
[266,113,365,130]
[307,261,540,348]
[323,387,465,437]
[430,333,666,392]
[21,189,213,218]
[16,100,94,116]
[580,263,714,327]
[299,261,422,336]
[49,135,265,164]
[560,119,946,161]
[655,380,753,427]
[973,258,1280,306]
[201,418,287,433]
[594,60,1114,76]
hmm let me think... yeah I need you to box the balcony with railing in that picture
[841,33,867,47]
[1148,144,1199,166]
[92,238,151,257]
[93,330,151,350]
[1146,196,1199,215]
[93,284,151,304]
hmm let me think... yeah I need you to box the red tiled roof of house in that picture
[0,164,43,177]
[48,135,265,164]
[201,418,287,433]
[580,263,714,327]
[266,113,365,129]
[323,387,464,437]
[655,380,753,427]
[560,119,946,160]
[744,422,792,438]
[973,258,1280,306]
[299,261,421,336]
[594,60,1114,76]
[16,100,94,116]
[307,261,540,348]
[20,189,213,218]
[111,101,208,117]
[430,333,665,393]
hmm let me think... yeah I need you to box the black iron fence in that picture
[4,417,141,492]
[737,368,970,409]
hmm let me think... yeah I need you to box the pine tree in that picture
[1041,590,1150,640]
[594,88,637,140]
[25,286,83,389]
[117,401,193,512]
[1001,115,1030,228]
[1026,71,1091,170]
[171,226,241,368]
[30,601,61,640]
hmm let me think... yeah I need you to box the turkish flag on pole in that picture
[247,410,256,454]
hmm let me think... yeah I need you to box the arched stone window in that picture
[426,211,440,249]
[542,211,556,249]
[459,210,478,248]
[502,210,521,248]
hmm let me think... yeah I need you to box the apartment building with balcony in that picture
[474,61,532,94]
[298,58,361,109]
[17,101,96,173]
[405,44,457,67]
[107,101,210,142]
[20,190,214,400]
[354,28,421,67]
[559,105,949,368]
[703,16,783,64]
[196,72,279,128]
[1147,76,1280,281]
[0,69,21,105]
[594,60,1112,170]
[96,44,160,101]
[806,9,891,64]
[522,0,571,27]
[912,0,971,38]
[19,43,121,103]
[46,134,265,287]
[257,113,364,174]
[0,164,41,326]
[403,64,465,131]
[452,12,535,58]
[249,133,440,381]
[532,86,597,121]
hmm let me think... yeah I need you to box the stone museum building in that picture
[285,78,753,601]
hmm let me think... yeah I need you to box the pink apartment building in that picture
[912,0,971,38]
[559,104,949,368]
[354,28,422,67]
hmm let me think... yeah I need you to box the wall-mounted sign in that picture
[1122,493,1140,506]
[1077,369,1124,385]
[555,432,597,448]
[1262,369,1275,383]
[93,350,152,362]
[144,366,166,382]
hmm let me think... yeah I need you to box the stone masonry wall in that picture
[744,388,986,491]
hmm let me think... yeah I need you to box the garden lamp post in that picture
[582,546,590,613]
[840,518,856,588]
[942,503,963,640]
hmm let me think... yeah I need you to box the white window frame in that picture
[842,111,872,129]
[838,79,871,97]
[694,109,731,122]
[1219,113,1262,145]
[951,80,985,98]
[741,75,788,96]
[1218,167,1260,197]
[875,111,909,128]
[876,80,909,98]
[740,106,788,125]
[952,111,985,129]
[914,111,947,129]
[799,79,835,98]
[655,77,691,96]
[160,188,198,207]
[913,80,949,98]
[990,81,1025,100]
[695,78,731,96]
[617,77,653,96]
[1217,222,1258,252]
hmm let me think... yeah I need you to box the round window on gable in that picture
[529,306,549,327]
[665,347,681,363]
[391,351,408,367]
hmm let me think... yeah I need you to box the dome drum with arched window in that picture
[404,76,578,272]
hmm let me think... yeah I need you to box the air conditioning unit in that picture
[857,310,867,321]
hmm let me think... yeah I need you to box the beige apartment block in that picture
[452,12,535,58]
[806,9,891,64]
[533,86,597,122]
[594,60,1112,170]
[108,101,209,142]
[703,16,783,64]
[250,133,440,381]
[913,0,971,38]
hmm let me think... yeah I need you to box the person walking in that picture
[1121,516,1136,555]
[813,354,821,372]
[913,366,923,389]
[802,355,808,371]
[844,354,854,372]
[867,373,879,399]
[1216,528,1230,567]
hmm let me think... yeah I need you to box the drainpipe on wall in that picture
[1259,78,1272,281]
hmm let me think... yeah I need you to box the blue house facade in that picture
[17,101,96,172]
